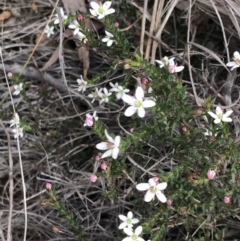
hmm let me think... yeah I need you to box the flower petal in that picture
[137,106,145,118]
[90,1,99,11]
[96,142,108,150]
[234,51,240,59]
[132,218,139,224]
[103,1,112,9]
[144,190,155,202]
[135,226,142,235]
[222,117,232,122]
[118,214,127,221]
[214,119,221,124]
[148,178,156,186]
[118,222,127,229]
[105,30,113,37]
[155,60,164,67]
[208,111,218,120]
[105,8,115,15]
[122,237,132,241]
[226,62,236,67]
[127,211,133,219]
[231,65,239,70]
[122,94,136,105]
[89,8,97,16]
[215,106,223,116]
[114,136,121,147]
[135,87,144,100]
[123,228,133,236]
[156,190,167,203]
[105,129,114,143]
[112,147,119,159]
[136,183,150,191]
[175,66,184,72]
[224,110,233,118]
[107,39,113,46]
[122,237,131,241]
[101,149,113,159]
[124,106,137,117]
[102,37,109,42]
[156,182,167,190]
[142,100,156,108]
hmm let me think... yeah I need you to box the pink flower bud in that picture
[152,177,159,184]
[90,174,97,183]
[209,136,215,142]
[77,14,84,21]
[7,72,12,78]
[141,77,148,84]
[101,162,107,170]
[207,170,216,180]
[46,183,52,190]
[182,126,187,132]
[224,196,230,204]
[114,21,119,27]
[130,128,134,133]
[95,155,101,161]
[40,201,46,206]
[167,199,172,206]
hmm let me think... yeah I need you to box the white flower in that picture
[226,51,240,70]
[12,127,24,139]
[96,129,121,159]
[88,88,102,103]
[68,20,82,35]
[77,76,87,93]
[99,87,112,104]
[168,58,184,73]
[118,211,139,230]
[155,56,170,68]
[102,31,114,46]
[122,87,156,118]
[53,7,68,25]
[89,1,115,19]
[109,82,130,99]
[44,25,55,38]
[123,226,144,241]
[10,113,20,127]
[208,106,233,124]
[13,83,23,95]
[136,178,167,203]
[155,56,184,73]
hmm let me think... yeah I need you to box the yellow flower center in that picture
[150,186,156,193]
[131,234,138,240]
[134,100,142,108]
[98,6,104,14]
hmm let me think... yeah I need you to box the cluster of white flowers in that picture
[9,113,23,138]
[118,211,144,241]
[46,2,116,45]
[45,7,68,38]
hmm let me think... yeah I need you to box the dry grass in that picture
[1,0,240,240]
